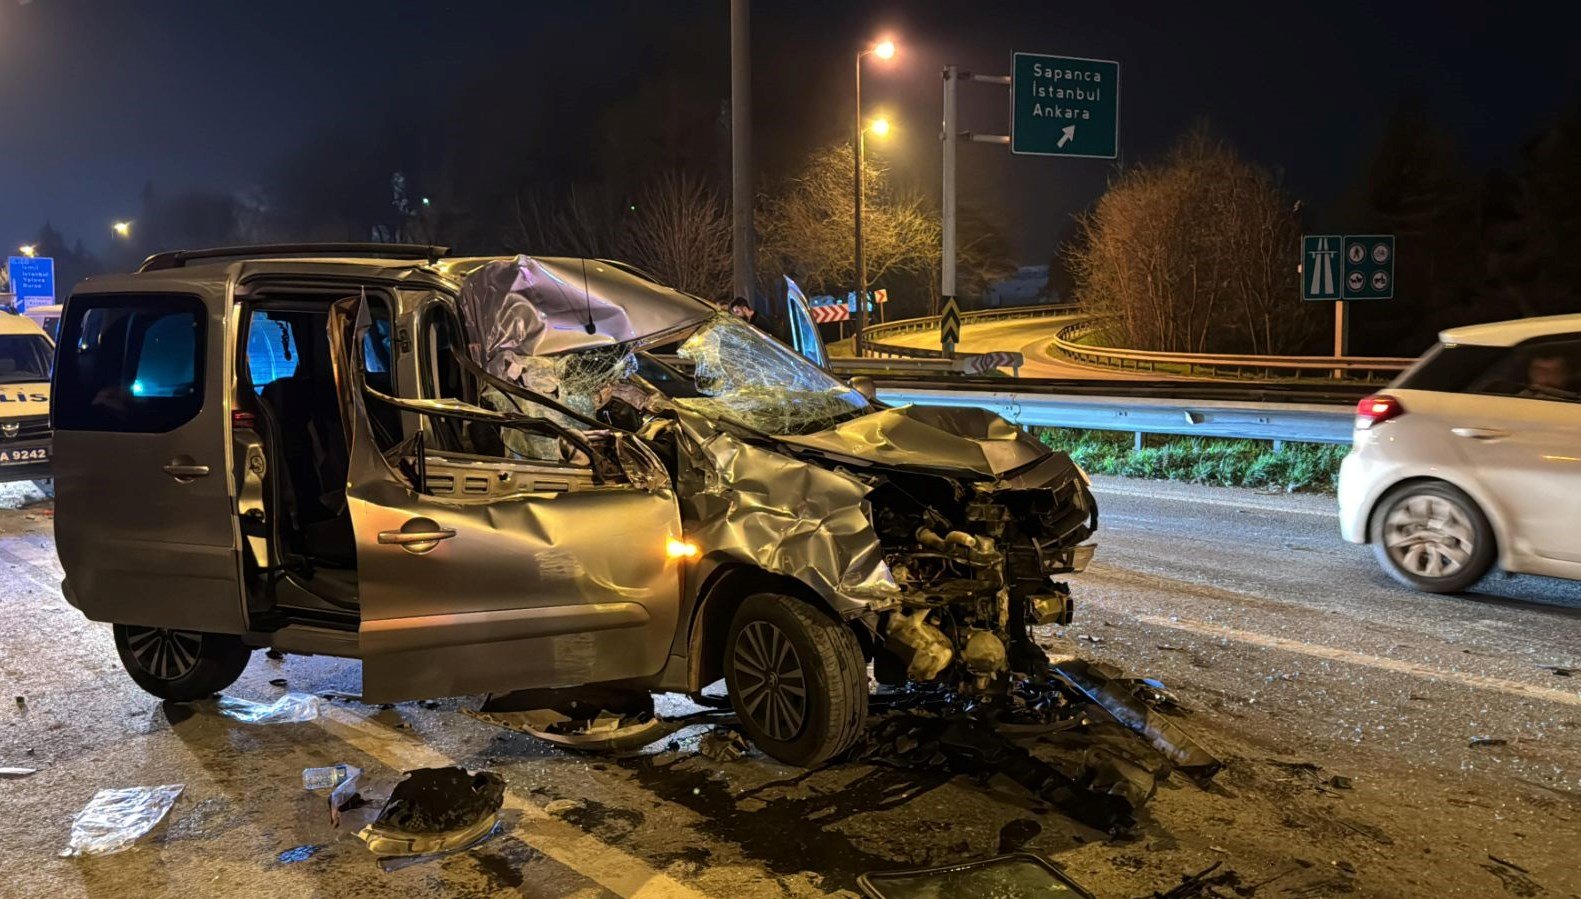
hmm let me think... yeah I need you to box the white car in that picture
[1338,313,1581,593]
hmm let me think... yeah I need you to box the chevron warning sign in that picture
[940,297,962,353]
[810,303,849,323]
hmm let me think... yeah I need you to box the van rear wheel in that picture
[113,624,252,702]
[724,593,868,768]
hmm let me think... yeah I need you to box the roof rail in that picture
[136,243,451,273]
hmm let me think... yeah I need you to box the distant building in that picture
[983,265,1052,307]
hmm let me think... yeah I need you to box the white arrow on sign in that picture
[1057,125,1076,148]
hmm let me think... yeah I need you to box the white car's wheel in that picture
[1370,482,1495,594]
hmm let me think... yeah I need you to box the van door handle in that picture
[377,518,456,554]
[1451,427,1509,441]
[162,461,211,481]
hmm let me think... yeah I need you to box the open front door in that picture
[328,298,684,703]
[784,276,829,367]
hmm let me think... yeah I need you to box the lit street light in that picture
[17,244,36,258]
[112,221,132,238]
[869,116,892,137]
[853,37,898,356]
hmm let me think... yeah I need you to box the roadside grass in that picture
[1034,428,1348,493]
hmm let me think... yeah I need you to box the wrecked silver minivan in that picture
[52,246,1096,766]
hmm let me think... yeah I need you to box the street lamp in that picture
[854,37,897,356]
[112,221,132,238]
[17,245,36,258]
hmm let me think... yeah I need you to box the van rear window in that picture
[54,295,206,433]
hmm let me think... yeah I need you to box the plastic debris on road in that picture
[0,767,38,778]
[303,764,365,826]
[214,692,320,724]
[59,784,184,857]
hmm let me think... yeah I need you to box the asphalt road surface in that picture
[2,477,1577,898]
[873,316,1164,380]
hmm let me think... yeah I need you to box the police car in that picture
[0,310,54,482]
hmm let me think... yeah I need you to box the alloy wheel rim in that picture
[1383,495,1475,579]
[734,620,808,742]
[124,626,202,681]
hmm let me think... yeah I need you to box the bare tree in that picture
[617,172,733,300]
[504,183,625,258]
[758,142,941,297]
[1068,125,1320,355]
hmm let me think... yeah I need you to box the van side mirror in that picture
[848,375,877,402]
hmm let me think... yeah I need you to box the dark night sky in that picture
[1,0,1577,263]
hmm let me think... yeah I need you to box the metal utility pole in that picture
[730,0,755,306]
[853,51,867,356]
[941,66,958,321]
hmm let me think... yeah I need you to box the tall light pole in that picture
[730,0,755,307]
[853,38,895,356]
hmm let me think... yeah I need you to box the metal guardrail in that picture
[1049,320,1412,381]
[853,306,1410,382]
[860,304,1079,361]
[875,383,1356,445]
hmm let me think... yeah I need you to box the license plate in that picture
[0,447,48,465]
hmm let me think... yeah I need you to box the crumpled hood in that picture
[776,403,1049,479]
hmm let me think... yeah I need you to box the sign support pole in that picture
[1333,301,1349,380]
[941,65,958,324]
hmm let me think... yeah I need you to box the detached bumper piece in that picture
[357,767,506,860]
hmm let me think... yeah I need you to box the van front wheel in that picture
[113,624,252,702]
[724,593,868,768]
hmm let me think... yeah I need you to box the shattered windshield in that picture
[674,314,870,435]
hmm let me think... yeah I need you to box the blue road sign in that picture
[6,256,55,304]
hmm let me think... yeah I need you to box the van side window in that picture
[246,312,298,391]
[55,295,206,433]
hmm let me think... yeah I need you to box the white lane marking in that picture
[1135,614,1581,708]
[1092,483,1338,519]
[315,704,712,899]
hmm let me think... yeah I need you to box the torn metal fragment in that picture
[1051,660,1222,778]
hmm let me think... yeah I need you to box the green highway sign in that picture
[1011,52,1120,158]
[1301,235,1342,301]
[1302,234,1395,301]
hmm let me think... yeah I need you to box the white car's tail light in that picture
[1355,394,1405,429]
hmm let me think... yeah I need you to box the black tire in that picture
[724,593,867,767]
[113,624,253,702]
[1370,481,1496,594]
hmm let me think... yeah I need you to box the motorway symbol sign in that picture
[940,297,963,352]
[1302,236,1342,301]
[1302,234,1394,301]
[5,256,54,307]
[1011,52,1120,158]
